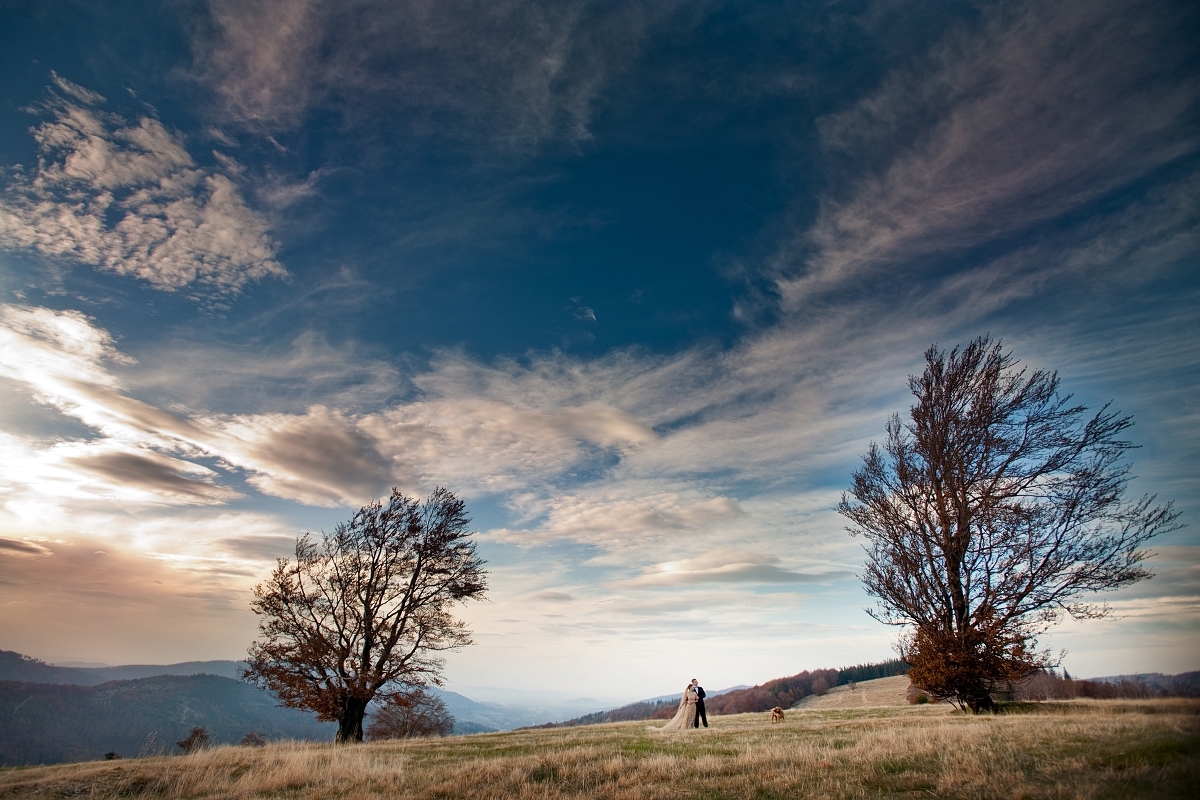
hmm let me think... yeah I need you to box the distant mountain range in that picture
[432,689,610,732]
[0,650,619,763]
[0,673,333,766]
[0,650,244,685]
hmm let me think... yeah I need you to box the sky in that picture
[0,0,1197,704]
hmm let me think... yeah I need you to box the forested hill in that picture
[0,674,333,766]
[0,650,242,686]
[524,661,912,729]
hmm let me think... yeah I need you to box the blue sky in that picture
[0,0,1196,702]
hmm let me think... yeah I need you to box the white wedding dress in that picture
[648,686,698,732]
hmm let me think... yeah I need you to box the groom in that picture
[691,678,708,728]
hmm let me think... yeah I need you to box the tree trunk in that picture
[336,697,368,743]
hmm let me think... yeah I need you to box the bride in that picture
[649,683,698,731]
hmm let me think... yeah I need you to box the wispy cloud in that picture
[490,491,745,551]
[618,548,847,587]
[777,0,1199,306]
[194,0,659,145]
[128,328,409,416]
[0,80,286,293]
[48,71,106,105]
[0,303,666,508]
[0,537,53,557]
[0,434,239,506]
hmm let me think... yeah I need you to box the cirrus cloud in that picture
[777,0,1199,306]
[194,0,659,145]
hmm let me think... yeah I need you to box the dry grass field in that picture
[1,699,1196,799]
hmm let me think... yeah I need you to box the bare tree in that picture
[838,336,1180,712]
[366,687,454,740]
[242,487,487,742]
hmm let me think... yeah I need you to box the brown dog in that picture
[770,706,784,723]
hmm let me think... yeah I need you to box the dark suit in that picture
[692,685,708,727]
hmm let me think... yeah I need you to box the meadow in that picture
[1,699,1196,799]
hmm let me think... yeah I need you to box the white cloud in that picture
[49,71,106,105]
[0,303,129,388]
[363,397,656,495]
[617,548,847,587]
[0,82,286,293]
[0,434,238,506]
[212,406,392,506]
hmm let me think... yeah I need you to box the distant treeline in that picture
[1013,670,1200,701]
[836,659,910,685]
[527,661,912,729]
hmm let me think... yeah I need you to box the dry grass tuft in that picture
[1,699,1196,799]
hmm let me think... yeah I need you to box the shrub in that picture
[176,727,210,754]
[366,688,454,740]
[906,684,930,705]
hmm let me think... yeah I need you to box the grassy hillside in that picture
[0,675,332,766]
[793,675,912,709]
[1,699,1195,799]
